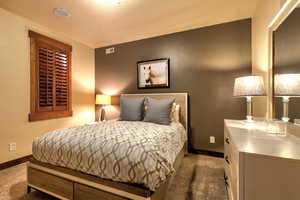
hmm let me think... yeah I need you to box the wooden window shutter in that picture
[29,31,72,121]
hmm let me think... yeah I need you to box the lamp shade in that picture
[275,74,300,97]
[233,76,266,97]
[96,94,111,105]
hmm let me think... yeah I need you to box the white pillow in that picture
[171,103,180,122]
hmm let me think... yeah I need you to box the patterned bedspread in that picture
[32,121,186,191]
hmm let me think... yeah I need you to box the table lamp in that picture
[274,74,300,122]
[233,76,266,122]
[96,94,111,121]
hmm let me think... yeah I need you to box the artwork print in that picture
[137,58,170,89]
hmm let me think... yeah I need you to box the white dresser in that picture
[224,120,300,200]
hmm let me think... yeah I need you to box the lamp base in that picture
[281,117,289,123]
[245,97,253,123]
[246,115,254,123]
[282,97,290,123]
[98,107,106,122]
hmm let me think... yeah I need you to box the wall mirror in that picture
[273,2,300,123]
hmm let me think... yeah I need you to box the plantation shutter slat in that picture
[38,46,54,110]
[55,51,69,108]
[29,31,72,121]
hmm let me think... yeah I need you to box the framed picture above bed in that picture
[137,58,170,89]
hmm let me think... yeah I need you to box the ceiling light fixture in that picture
[97,0,120,5]
[53,8,71,17]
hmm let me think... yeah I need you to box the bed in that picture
[27,93,188,200]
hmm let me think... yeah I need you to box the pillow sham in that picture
[120,97,145,121]
[143,97,175,125]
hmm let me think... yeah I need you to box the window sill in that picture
[29,110,73,122]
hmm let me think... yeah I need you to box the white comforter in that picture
[32,121,186,191]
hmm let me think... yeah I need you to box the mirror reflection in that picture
[273,5,300,123]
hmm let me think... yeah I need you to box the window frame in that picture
[28,31,72,121]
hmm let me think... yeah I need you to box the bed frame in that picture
[27,93,189,200]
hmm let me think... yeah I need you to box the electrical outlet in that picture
[9,143,16,152]
[209,136,215,144]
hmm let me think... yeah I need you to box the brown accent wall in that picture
[95,19,251,153]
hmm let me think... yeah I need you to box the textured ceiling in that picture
[0,0,260,48]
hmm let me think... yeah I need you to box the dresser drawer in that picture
[225,165,233,200]
[225,160,238,200]
[74,183,129,200]
[28,167,73,200]
[225,149,238,179]
[224,127,238,200]
[225,128,239,166]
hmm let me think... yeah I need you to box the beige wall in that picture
[251,0,287,118]
[0,8,95,163]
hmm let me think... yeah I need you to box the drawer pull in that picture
[224,175,229,186]
[225,137,230,144]
[225,155,230,165]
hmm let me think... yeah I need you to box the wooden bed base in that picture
[27,144,186,200]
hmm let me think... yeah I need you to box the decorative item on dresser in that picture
[274,74,300,122]
[233,76,266,122]
[224,119,300,200]
[96,94,111,121]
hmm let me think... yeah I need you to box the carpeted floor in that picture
[0,154,227,200]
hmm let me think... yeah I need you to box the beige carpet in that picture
[0,154,226,200]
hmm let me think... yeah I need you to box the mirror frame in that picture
[268,0,300,119]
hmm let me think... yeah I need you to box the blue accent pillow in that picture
[120,97,145,121]
[143,98,175,125]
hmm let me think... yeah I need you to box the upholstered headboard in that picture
[121,93,188,131]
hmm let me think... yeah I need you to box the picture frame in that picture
[137,58,170,89]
